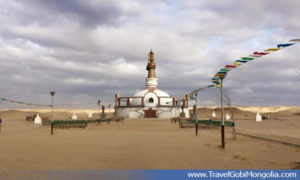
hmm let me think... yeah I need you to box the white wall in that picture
[116,106,189,118]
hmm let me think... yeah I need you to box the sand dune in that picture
[236,106,300,113]
[196,106,300,113]
[1,108,114,114]
[193,106,300,120]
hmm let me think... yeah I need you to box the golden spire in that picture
[147,49,156,78]
[148,49,155,63]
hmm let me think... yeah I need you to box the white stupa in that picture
[256,112,262,122]
[88,113,93,118]
[226,113,231,120]
[34,114,42,124]
[212,111,216,118]
[115,50,190,118]
[72,113,78,120]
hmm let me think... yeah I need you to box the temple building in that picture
[115,50,190,118]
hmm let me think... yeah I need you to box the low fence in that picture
[179,119,233,128]
[26,116,49,121]
[42,119,111,128]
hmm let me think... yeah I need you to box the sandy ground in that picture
[0,107,300,170]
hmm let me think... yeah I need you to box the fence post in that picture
[51,121,54,134]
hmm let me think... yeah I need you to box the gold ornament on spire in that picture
[147,49,156,78]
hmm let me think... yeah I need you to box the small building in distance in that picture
[115,50,190,118]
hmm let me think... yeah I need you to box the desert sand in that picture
[0,107,299,170]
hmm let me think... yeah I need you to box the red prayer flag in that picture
[253,52,269,55]
[225,65,237,69]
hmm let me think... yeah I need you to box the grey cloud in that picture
[0,0,300,108]
[37,0,123,26]
[2,0,132,27]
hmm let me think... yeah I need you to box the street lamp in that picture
[50,91,56,135]
[97,100,101,124]
[176,101,179,119]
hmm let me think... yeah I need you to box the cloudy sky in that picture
[0,0,299,108]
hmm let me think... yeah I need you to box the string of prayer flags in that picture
[188,39,299,98]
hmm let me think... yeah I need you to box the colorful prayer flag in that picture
[225,65,237,69]
[277,43,294,48]
[241,57,255,61]
[233,62,241,66]
[253,52,269,55]
[264,48,280,52]
[219,68,230,72]
[189,39,298,96]
[235,60,248,63]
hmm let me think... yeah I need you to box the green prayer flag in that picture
[220,68,230,72]
[241,57,254,61]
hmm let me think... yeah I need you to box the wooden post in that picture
[232,127,236,140]
[50,117,54,135]
[0,117,2,134]
[127,98,130,106]
[232,120,236,140]
[158,97,160,106]
[141,97,144,107]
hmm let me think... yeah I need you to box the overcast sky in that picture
[0,0,299,109]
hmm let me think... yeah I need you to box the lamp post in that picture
[220,77,225,149]
[172,100,178,124]
[195,92,198,136]
[97,100,101,124]
[176,101,179,123]
[50,91,56,135]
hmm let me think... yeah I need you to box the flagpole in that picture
[220,78,225,149]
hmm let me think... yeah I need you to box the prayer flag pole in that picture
[220,77,225,149]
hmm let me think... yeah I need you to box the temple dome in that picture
[131,88,171,107]
[134,89,170,97]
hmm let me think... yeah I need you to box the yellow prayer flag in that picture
[233,62,241,66]
[264,48,280,52]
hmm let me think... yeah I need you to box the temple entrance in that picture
[144,109,157,118]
